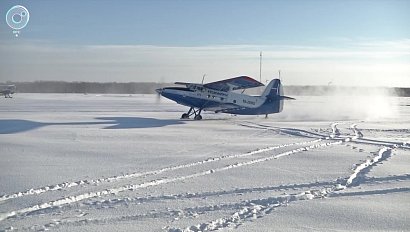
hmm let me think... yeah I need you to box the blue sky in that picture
[0,0,409,86]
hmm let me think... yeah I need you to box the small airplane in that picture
[1,85,16,98]
[156,76,294,120]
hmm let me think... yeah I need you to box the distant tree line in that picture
[1,81,170,94]
[1,81,409,96]
[393,88,410,97]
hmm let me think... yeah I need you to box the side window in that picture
[233,100,237,103]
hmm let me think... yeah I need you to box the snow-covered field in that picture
[0,93,409,232]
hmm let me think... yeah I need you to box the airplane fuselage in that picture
[156,77,291,119]
[159,82,283,115]
[164,84,262,107]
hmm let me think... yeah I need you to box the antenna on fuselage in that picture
[259,51,262,83]
[202,74,206,84]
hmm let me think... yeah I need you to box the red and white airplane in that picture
[156,76,294,120]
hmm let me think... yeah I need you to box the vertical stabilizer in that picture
[261,79,282,99]
[260,79,284,113]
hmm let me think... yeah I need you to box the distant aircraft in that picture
[1,85,16,98]
[156,76,294,120]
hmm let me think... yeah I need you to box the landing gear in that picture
[181,107,203,120]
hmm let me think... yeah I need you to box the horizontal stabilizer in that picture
[280,96,296,100]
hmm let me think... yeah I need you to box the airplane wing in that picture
[174,82,192,86]
[204,76,264,92]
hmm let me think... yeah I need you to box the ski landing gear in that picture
[181,107,203,120]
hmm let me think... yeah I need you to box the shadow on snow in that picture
[0,117,184,134]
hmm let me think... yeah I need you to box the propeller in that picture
[155,88,163,104]
[155,77,164,104]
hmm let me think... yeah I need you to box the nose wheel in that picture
[181,107,203,120]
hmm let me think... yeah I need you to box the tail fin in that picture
[261,79,282,99]
[260,79,295,113]
[262,79,295,100]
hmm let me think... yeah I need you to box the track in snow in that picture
[0,139,321,203]
[10,140,343,232]
[0,139,328,223]
[170,146,399,232]
[2,121,409,232]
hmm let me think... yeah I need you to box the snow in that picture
[0,94,409,231]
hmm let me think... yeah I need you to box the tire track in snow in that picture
[22,123,406,231]
[13,123,398,230]
[347,123,410,149]
[170,147,394,232]
[0,140,339,223]
[237,121,334,139]
[240,121,409,149]
[0,139,321,203]
[30,146,396,232]
[80,180,336,210]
